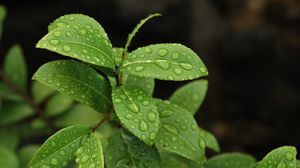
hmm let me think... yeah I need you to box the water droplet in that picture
[200,67,206,73]
[142,101,149,106]
[42,165,50,168]
[147,111,156,122]
[180,63,193,70]
[160,110,174,117]
[168,75,175,80]
[174,68,182,75]
[59,150,65,155]
[63,45,71,52]
[127,104,140,113]
[150,132,156,140]
[54,31,61,37]
[135,66,144,72]
[172,52,180,59]
[79,29,87,35]
[125,114,133,119]
[171,136,177,142]
[49,39,60,45]
[199,139,206,148]
[155,61,170,70]
[75,158,80,163]
[66,32,72,37]
[76,147,83,155]
[180,125,187,130]
[163,125,178,134]
[81,155,89,163]
[51,158,58,165]
[89,163,96,168]
[191,124,197,130]
[85,24,92,29]
[115,99,121,103]
[277,161,287,168]
[131,54,137,59]
[144,47,152,54]
[285,152,294,161]
[158,48,168,56]
[139,121,148,131]
[51,142,56,147]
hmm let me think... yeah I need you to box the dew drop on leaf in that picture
[50,158,58,165]
[147,111,156,122]
[160,110,174,117]
[199,139,206,149]
[49,39,60,45]
[139,121,148,131]
[125,114,133,119]
[285,152,294,161]
[155,61,170,70]
[277,161,286,168]
[54,31,61,37]
[163,124,178,134]
[135,66,144,72]
[63,45,71,52]
[179,63,193,70]
[174,68,182,75]
[115,98,122,103]
[144,47,152,54]
[172,52,180,59]
[158,48,168,56]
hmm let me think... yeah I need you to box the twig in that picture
[0,69,56,130]
[92,111,113,132]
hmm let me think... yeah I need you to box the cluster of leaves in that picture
[0,4,299,168]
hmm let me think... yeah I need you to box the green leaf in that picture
[74,133,104,168]
[296,160,300,168]
[155,99,205,163]
[0,101,34,126]
[31,81,56,104]
[4,44,27,92]
[204,153,256,168]
[45,93,74,116]
[169,79,208,115]
[124,13,161,51]
[124,75,155,96]
[18,145,40,167]
[0,126,19,151]
[160,152,189,168]
[113,47,123,66]
[0,145,19,168]
[106,130,161,168]
[257,146,297,168]
[199,127,220,153]
[112,86,159,145]
[33,60,112,113]
[0,5,6,40]
[120,44,208,81]
[37,14,114,69]
[54,104,104,127]
[29,125,91,167]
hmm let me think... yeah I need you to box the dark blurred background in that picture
[0,0,299,159]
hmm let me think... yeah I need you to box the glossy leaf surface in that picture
[257,146,297,168]
[199,127,220,153]
[37,14,114,69]
[204,153,256,168]
[155,99,205,163]
[112,86,159,145]
[170,79,208,115]
[33,60,112,113]
[121,44,208,81]
[106,130,161,168]
[75,133,104,168]
[29,125,91,167]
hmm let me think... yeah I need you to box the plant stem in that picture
[92,111,113,132]
[0,69,56,130]
[118,51,126,85]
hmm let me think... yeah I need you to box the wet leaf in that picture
[37,14,115,69]
[29,125,91,168]
[204,153,256,168]
[75,133,104,168]
[169,79,208,115]
[257,146,297,168]
[124,75,155,96]
[121,44,208,81]
[199,127,220,153]
[4,44,27,92]
[106,130,161,168]
[155,99,205,163]
[112,86,159,145]
[33,60,112,113]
